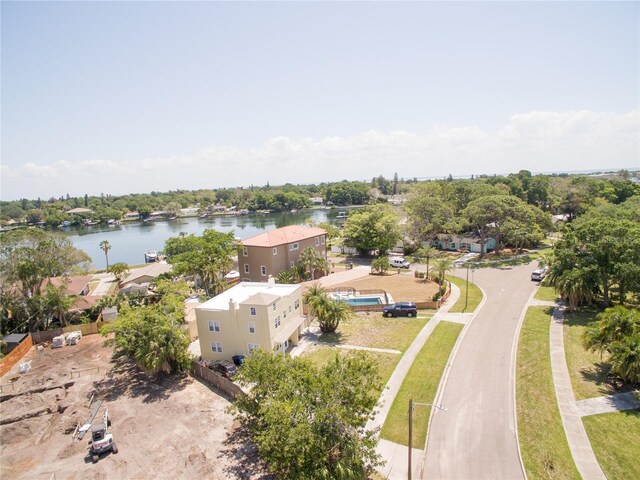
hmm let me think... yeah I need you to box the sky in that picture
[1,1,639,201]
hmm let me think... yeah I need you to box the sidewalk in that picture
[574,392,640,417]
[549,305,607,480]
[369,282,462,479]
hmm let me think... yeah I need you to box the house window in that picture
[315,237,320,246]
[210,341,223,353]
[208,321,220,332]
[289,242,299,251]
[274,316,280,328]
[290,261,295,268]
[321,236,325,245]
[288,305,292,313]
[248,343,260,353]
[261,265,267,276]
[242,247,248,257]
[250,307,256,316]
[272,302,277,311]
[273,247,277,255]
[244,264,250,274]
[283,310,287,319]
[294,299,300,309]
[248,322,256,334]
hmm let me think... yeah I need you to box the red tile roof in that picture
[241,226,326,248]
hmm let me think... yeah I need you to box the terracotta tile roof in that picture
[241,225,326,248]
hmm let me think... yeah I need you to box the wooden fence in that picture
[191,361,245,400]
[0,334,33,377]
[30,321,104,345]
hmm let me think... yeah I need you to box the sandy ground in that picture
[332,271,439,303]
[1,335,270,480]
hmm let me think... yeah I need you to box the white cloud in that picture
[2,110,638,200]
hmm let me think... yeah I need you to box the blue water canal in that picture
[61,208,353,269]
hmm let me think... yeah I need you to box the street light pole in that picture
[464,264,469,312]
[408,399,446,480]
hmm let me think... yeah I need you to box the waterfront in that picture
[62,208,352,269]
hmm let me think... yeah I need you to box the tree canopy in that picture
[232,349,382,479]
[164,229,238,296]
[342,204,401,257]
[100,279,192,377]
[548,199,640,308]
[0,229,91,334]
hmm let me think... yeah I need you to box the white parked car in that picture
[389,257,411,269]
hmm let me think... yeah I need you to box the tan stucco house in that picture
[239,225,327,282]
[195,281,306,363]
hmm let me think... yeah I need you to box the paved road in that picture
[423,263,538,480]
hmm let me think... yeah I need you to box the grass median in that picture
[380,321,463,448]
[446,275,482,313]
[516,306,580,480]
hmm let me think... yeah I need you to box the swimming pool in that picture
[345,297,383,306]
[330,294,383,306]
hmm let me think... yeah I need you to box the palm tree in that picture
[275,269,294,284]
[303,283,328,322]
[583,306,640,358]
[42,284,75,328]
[415,246,439,281]
[299,247,325,281]
[99,240,111,269]
[609,334,640,384]
[107,262,130,284]
[553,268,596,312]
[317,298,351,333]
[433,257,454,291]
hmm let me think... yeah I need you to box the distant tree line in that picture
[1,172,637,230]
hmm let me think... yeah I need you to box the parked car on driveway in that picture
[208,360,237,378]
[383,302,417,318]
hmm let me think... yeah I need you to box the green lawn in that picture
[317,313,431,353]
[380,321,463,448]
[516,306,580,480]
[302,345,400,398]
[446,275,483,313]
[534,285,557,302]
[582,410,640,480]
[563,309,618,400]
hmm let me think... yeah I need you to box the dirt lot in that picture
[1,335,269,480]
[333,271,439,303]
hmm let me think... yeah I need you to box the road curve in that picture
[423,263,538,480]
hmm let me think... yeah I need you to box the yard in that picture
[0,335,269,480]
[331,271,439,304]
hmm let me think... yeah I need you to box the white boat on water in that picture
[336,211,347,219]
[144,250,159,263]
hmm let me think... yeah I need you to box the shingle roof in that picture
[123,263,173,284]
[43,275,93,295]
[241,225,326,248]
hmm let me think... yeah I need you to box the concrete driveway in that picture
[422,263,538,480]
